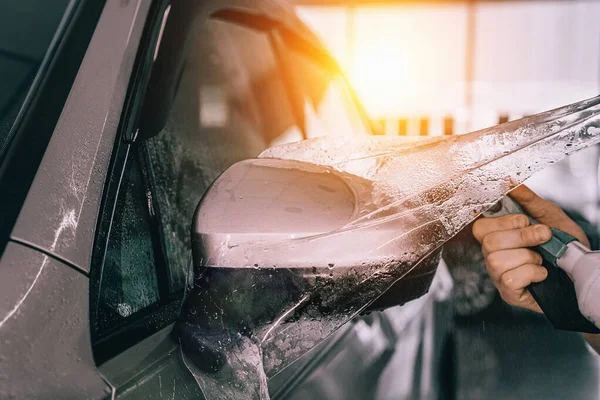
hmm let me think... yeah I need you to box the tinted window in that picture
[0,0,71,160]
[96,148,160,331]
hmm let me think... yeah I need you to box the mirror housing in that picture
[191,157,440,309]
[192,158,356,269]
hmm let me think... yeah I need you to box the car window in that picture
[272,33,370,145]
[92,8,290,349]
[95,147,160,333]
[145,19,273,291]
[290,49,370,139]
[0,0,71,161]
[142,12,371,293]
[92,6,372,351]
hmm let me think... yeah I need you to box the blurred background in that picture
[296,1,600,132]
[287,1,600,399]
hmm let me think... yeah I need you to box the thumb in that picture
[508,185,561,222]
[509,185,590,247]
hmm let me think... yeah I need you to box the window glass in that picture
[145,19,273,291]
[92,5,370,348]
[96,149,159,330]
[286,45,370,140]
[143,15,370,292]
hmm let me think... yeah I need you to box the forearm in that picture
[583,333,600,354]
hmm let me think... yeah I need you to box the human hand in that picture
[472,185,589,313]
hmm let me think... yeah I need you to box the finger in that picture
[485,249,543,283]
[509,185,564,221]
[473,214,530,242]
[498,264,548,311]
[499,263,548,293]
[509,185,590,248]
[482,224,552,256]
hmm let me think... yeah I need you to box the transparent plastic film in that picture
[177,95,600,399]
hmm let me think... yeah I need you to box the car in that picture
[0,0,454,399]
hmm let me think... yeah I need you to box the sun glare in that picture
[297,5,469,120]
[349,44,420,118]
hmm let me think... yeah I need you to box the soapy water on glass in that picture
[178,96,600,399]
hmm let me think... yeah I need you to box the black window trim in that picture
[90,134,184,364]
[90,0,182,365]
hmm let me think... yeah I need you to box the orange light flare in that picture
[296,5,469,123]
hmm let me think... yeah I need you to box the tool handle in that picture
[483,197,600,333]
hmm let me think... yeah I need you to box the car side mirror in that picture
[191,158,358,269]
[191,156,444,272]
[180,156,442,377]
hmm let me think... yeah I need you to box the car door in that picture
[90,1,372,399]
[0,0,151,398]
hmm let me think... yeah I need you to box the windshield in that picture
[0,0,72,162]
[197,8,372,147]
[269,44,370,146]
[270,32,371,145]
